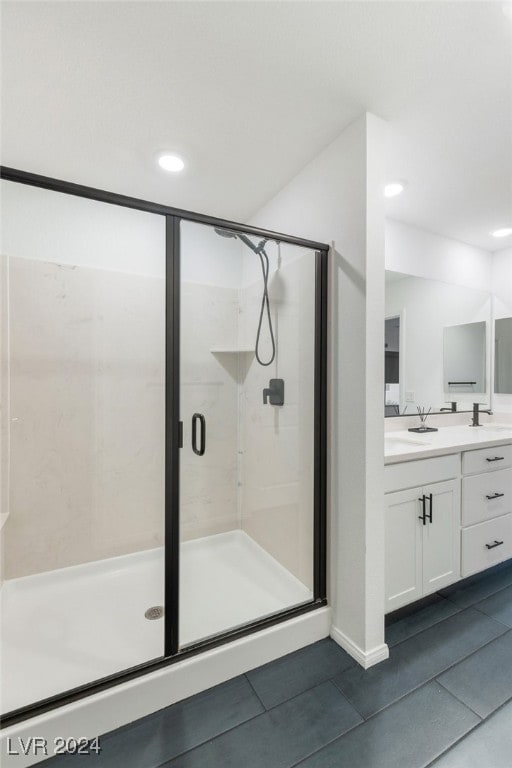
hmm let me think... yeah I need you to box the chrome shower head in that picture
[214,227,265,254]
[214,227,238,239]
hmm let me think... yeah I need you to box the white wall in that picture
[0,180,243,286]
[180,220,242,288]
[386,218,492,290]
[0,180,166,276]
[492,247,512,314]
[250,113,388,667]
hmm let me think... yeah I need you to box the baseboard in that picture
[330,625,389,669]
[1,607,331,767]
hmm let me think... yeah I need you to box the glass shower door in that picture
[0,179,166,713]
[179,220,317,647]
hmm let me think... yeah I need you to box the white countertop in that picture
[384,423,512,464]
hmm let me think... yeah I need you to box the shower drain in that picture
[145,605,164,620]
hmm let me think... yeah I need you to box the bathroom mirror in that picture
[385,271,491,416]
[443,321,486,393]
[494,317,512,394]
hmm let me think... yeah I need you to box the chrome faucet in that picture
[470,402,492,427]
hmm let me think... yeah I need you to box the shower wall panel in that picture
[180,281,239,541]
[239,248,315,590]
[3,255,165,579]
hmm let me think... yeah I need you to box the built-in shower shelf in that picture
[209,347,255,354]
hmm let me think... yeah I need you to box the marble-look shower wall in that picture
[180,282,240,541]
[2,255,240,579]
[238,249,315,590]
[2,256,166,579]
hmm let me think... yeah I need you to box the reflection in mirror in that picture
[385,316,401,416]
[494,317,512,394]
[443,321,486,394]
[385,271,491,416]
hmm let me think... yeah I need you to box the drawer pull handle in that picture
[485,540,504,550]
[486,493,505,500]
[486,456,505,462]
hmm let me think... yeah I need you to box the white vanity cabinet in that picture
[461,445,512,577]
[384,456,460,613]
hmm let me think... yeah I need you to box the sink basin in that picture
[479,424,512,434]
[385,436,431,452]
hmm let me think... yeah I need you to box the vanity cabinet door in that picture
[385,487,423,612]
[422,479,461,595]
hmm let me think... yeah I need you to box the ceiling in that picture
[1,1,511,252]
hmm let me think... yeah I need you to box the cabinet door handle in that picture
[418,495,427,525]
[485,540,504,550]
[427,493,433,523]
[192,413,206,456]
[486,456,505,462]
[486,492,505,500]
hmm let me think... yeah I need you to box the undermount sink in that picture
[385,435,431,452]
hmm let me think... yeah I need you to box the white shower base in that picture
[0,530,312,713]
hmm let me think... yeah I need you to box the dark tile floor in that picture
[45,561,512,768]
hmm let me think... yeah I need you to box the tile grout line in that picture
[441,574,512,610]
[430,624,512,686]
[388,608,508,657]
[434,678,484,721]
[469,604,512,630]
[286,682,397,768]
[324,678,367,722]
[153,677,357,768]
[332,623,511,723]
[422,693,512,768]
[386,604,463,650]
[288,675,483,768]
[243,673,267,710]
[54,574,512,766]
[386,599,508,652]
[293,677,512,768]
[421,723,483,768]
[152,621,512,768]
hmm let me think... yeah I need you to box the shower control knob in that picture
[263,379,284,406]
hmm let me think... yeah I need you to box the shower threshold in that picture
[0,530,312,713]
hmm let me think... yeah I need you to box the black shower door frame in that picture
[0,166,328,728]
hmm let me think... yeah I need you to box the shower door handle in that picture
[192,413,206,456]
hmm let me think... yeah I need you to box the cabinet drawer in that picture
[462,468,512,526]
[462,444,512,475]
[461,514,512,577]
[384,454,460,493]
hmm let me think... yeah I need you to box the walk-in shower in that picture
[0,167,327,727]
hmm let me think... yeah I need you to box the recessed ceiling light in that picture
[158,153,185,173]
[384,182,405,198]
[491,227,512,238]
